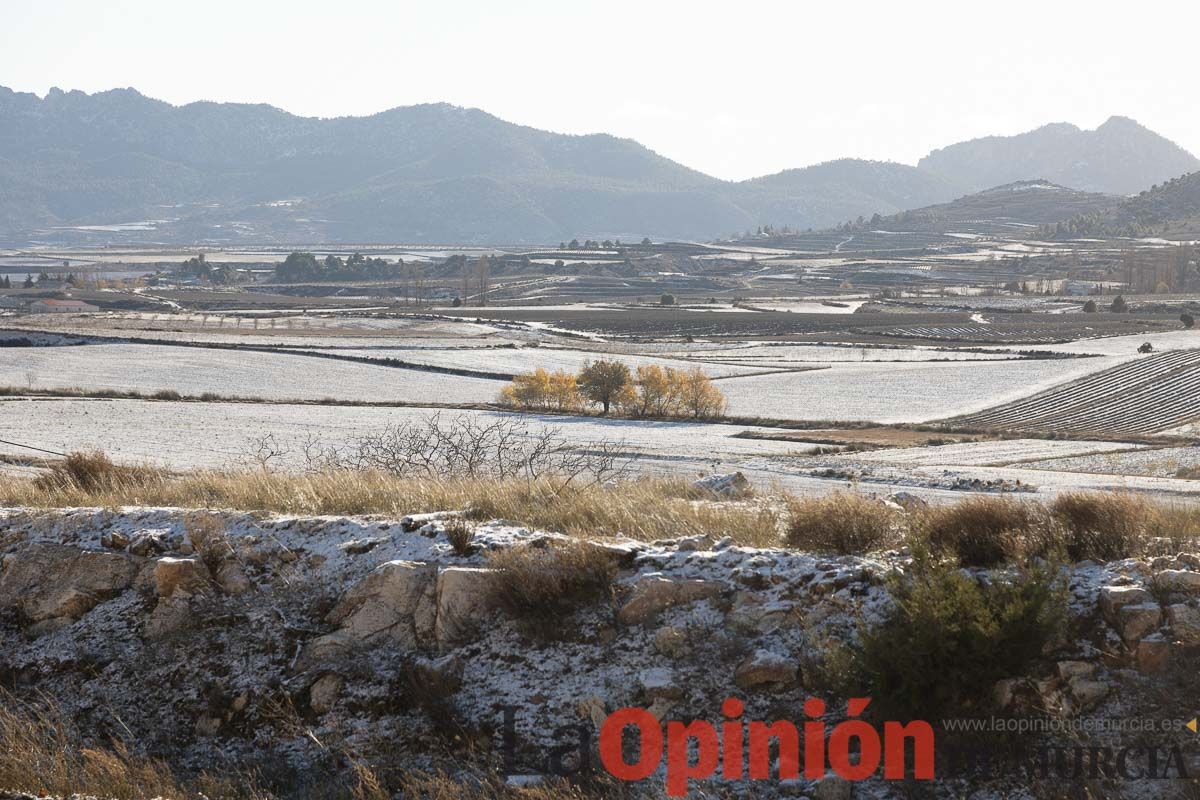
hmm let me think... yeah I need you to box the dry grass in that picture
[486,540,617,627]
[914,495,1051,567]
[1,461,782,546]
[443,517,477,556]
[0,694,271,800]
[33,449,160,493]
[1049,492,1149,562]
[784,491,900,554]
[395,772,624,799]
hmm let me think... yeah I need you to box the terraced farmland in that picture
[944,348,1200,435]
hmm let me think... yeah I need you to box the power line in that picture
[0,438,66,457]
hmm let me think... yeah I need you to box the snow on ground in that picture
[661,342,1020,363]
[1019,445,1200,478]
[992,329,1200,358]
[718,357,1117,422]
[298,345,773,378]
[0,343,504,404]
[840,439,1144,467]
[0,398,825,472]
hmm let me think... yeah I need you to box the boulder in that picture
[653,626,689,658]
[691,472,751,498]
[435,566,495,647]
[409,654,464,697]
[0,544,135,623]
[1166,604,1200,645]
[326,560,438,649]
[144,597,196,640]
[129,531,168,557]
[1098,585,1152,623]
[215,561,252,595]
[639,667,684,701]
[1068,678,1109,711]
[617,575,724,625]
[154,557,210,599]
[309,673,344,715]
[1154,570,1200,596]
[1135,634,1171,674]
[887,491,928,511]
[1056,661,1095,682]
[1114,603,1162,643]
[733,650,797,690]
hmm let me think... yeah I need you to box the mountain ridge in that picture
[1,86,1195,244]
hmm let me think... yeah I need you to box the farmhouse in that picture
[28,298,99,314]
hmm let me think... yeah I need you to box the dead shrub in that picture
[1049,492,1148,561]
[34,450,159,493]
[486,540,617,628]
[915,495,1049,567]
[784,492,899,554]
[186,512,233,572]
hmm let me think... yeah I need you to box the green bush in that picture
[855,550,1066,720]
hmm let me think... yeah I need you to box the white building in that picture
[28,299,99,313]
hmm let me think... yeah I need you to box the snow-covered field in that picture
[1020,445,1200,478]
[661,343,1020,364]
[300,345,774,378]
[842,439,1144,467]
[718,357,1116,422]
[0,344,504,404]
[0,398,824,472]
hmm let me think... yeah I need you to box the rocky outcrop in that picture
[0,543,135,627]
[616,574,725,625]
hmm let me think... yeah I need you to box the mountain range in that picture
[1,86,1196,244]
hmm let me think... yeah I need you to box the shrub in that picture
[577,359,633,414]
[915,496,1049,567]
[856,550,1067,720]
[785,492,899,554]
[486,540,616,628]
[1048,492,1147,561]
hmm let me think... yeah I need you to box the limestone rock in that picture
[653,626,689,658]
[733,649,797,690]
[327,560,438,649]
[144,597,196,640]
[1068,678,1109,711]
[1166,604,1200,644]
[617,575,724,625]
[215,561,252,595]
[0,544,135,623]
[1114,602,1161,643]
[1056,661,1096,682]
[639,667,683,701]
[691,472,751,498]
[409,654,465,697]
[1098,585,1152,623]
[435,566,495,647]
[1154,569,1200,596]
[888,491,928,511]
[309,673,344,715]
[154,557,210,599]
[1135,634,1171,674]
[129,531,168,557]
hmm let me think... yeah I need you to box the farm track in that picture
[944,349,1200,435]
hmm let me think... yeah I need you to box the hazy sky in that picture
[3,0,1197,181]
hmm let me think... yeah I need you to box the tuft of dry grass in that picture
[0,693,272,800]
[486,540,617,627]
[443,517,477,556]
[914,495,1049,567]
[784,491,900,554]
[3,460,782,546]
[33,449,159,493]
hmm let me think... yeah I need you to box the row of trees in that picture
[274,252,404,282]
[499,360,728,419]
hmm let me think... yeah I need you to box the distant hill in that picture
[736,159,965,230]
[0,87,1194,245]
[885,180,1118,233]
[918,117,1200,196]
[1045,171,1200,238]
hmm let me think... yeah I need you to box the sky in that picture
[2,0,1198,181]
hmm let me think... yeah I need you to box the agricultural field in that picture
[718,356,1116,422]
[947,348,1200,435]
[0,343,504,404]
